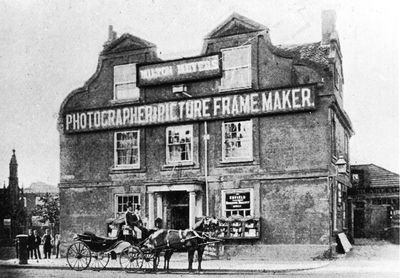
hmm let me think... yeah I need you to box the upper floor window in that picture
[222,120,253,162]
[166,125,193,165]
[220,45,251,91]
[114,63,139,100]
[114,130,140,168]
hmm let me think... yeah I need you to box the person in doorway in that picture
[33,230,41,259]
[54,234,61,259]
[42,229,52,259]
[27,229,35,260]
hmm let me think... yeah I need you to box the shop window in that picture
[220,45,251,91]
[222,189,253,218]
[166,125,193,165]
[115,194,140,217]
[222,120,252,162]
[114,130,140,168]
[114,63,139,100]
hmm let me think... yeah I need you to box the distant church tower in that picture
[0,150,26,244]
[8,149,19,207]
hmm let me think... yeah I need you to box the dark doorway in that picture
[354,208,365,238]
[165,191,189,230]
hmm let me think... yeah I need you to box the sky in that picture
[0,0,398,187]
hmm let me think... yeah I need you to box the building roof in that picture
[271,42,331,70]
[351,164,399,188]
[24,182,58,194]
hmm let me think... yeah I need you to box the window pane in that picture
[221,46,251,90]
[223,46,250,69]
[114,64,136,83]
[115,131,139,167]
[166,125,193,163]
[221,68,250,89]
[115,83,139,100]
[223,120,252,160]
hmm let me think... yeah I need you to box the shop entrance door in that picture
[165,191,189,230]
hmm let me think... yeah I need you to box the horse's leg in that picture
[166,250,173,272]
[188,249,194,272]
[153,250,160,272]
[197,246,205,271]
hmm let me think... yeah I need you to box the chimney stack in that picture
[321,10,336,45]
[104,25,117,47]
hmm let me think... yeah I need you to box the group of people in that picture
[27,229,61,260]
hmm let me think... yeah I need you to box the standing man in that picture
[33,230,41,259]
[54,234,61,259]
[42,229,52,259]
[27,229,35,260]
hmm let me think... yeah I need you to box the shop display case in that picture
[216,217,260,239]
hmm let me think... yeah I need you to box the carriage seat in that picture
[83,232,118,243]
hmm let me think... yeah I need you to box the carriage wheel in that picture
[66,242,92,271]
[91,252,110,271]
[119,246,143,272]
[140,250,160,271]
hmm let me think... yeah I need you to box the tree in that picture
[32,193,60,235]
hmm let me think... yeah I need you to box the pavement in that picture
[0,254,331,274]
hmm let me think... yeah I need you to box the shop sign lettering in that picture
[138,54,221,86]
[226,192,250,210]
[64,85,316,133]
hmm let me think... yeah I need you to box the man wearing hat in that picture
[125,203,143,239]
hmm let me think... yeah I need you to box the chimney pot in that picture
[321,10,336,45]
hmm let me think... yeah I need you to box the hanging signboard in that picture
[64,84,316,133]
[138,54,221,86]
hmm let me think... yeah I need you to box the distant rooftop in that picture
[24,181,58,193]
[351,164,399,188]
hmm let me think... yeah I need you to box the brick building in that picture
[349,164,399,240]
[58,11,353,259]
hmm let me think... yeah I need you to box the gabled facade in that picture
[58,11,353,259]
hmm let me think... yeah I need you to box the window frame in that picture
[114,193,140,218]
[165,125,194,165]
[220,45,252,91]
[222,119,253,162]
[114,130,140,169]
[221,188,254,218]
[113,63,140,101]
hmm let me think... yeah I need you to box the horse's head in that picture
[193,216,220,237]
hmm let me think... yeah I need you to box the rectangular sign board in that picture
[138,54,221,86]
[64,84,316,133]
[226,192,251,210]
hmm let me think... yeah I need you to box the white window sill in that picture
[218,85,252,92]
[163,161,195,168]
[111,165,141,171]
[220,158,253,164]
[110,98,140,104]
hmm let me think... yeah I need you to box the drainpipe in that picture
[204,121,210,216]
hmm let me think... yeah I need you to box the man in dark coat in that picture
[33,230,41,259]
[42,229,52,259]
[125,203,144,239]
[27,229,35,260]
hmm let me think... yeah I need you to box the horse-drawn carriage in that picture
[66,216,221,272]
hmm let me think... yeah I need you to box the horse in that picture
[144,217,221,272]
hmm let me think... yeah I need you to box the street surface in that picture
[1,239,399,278]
